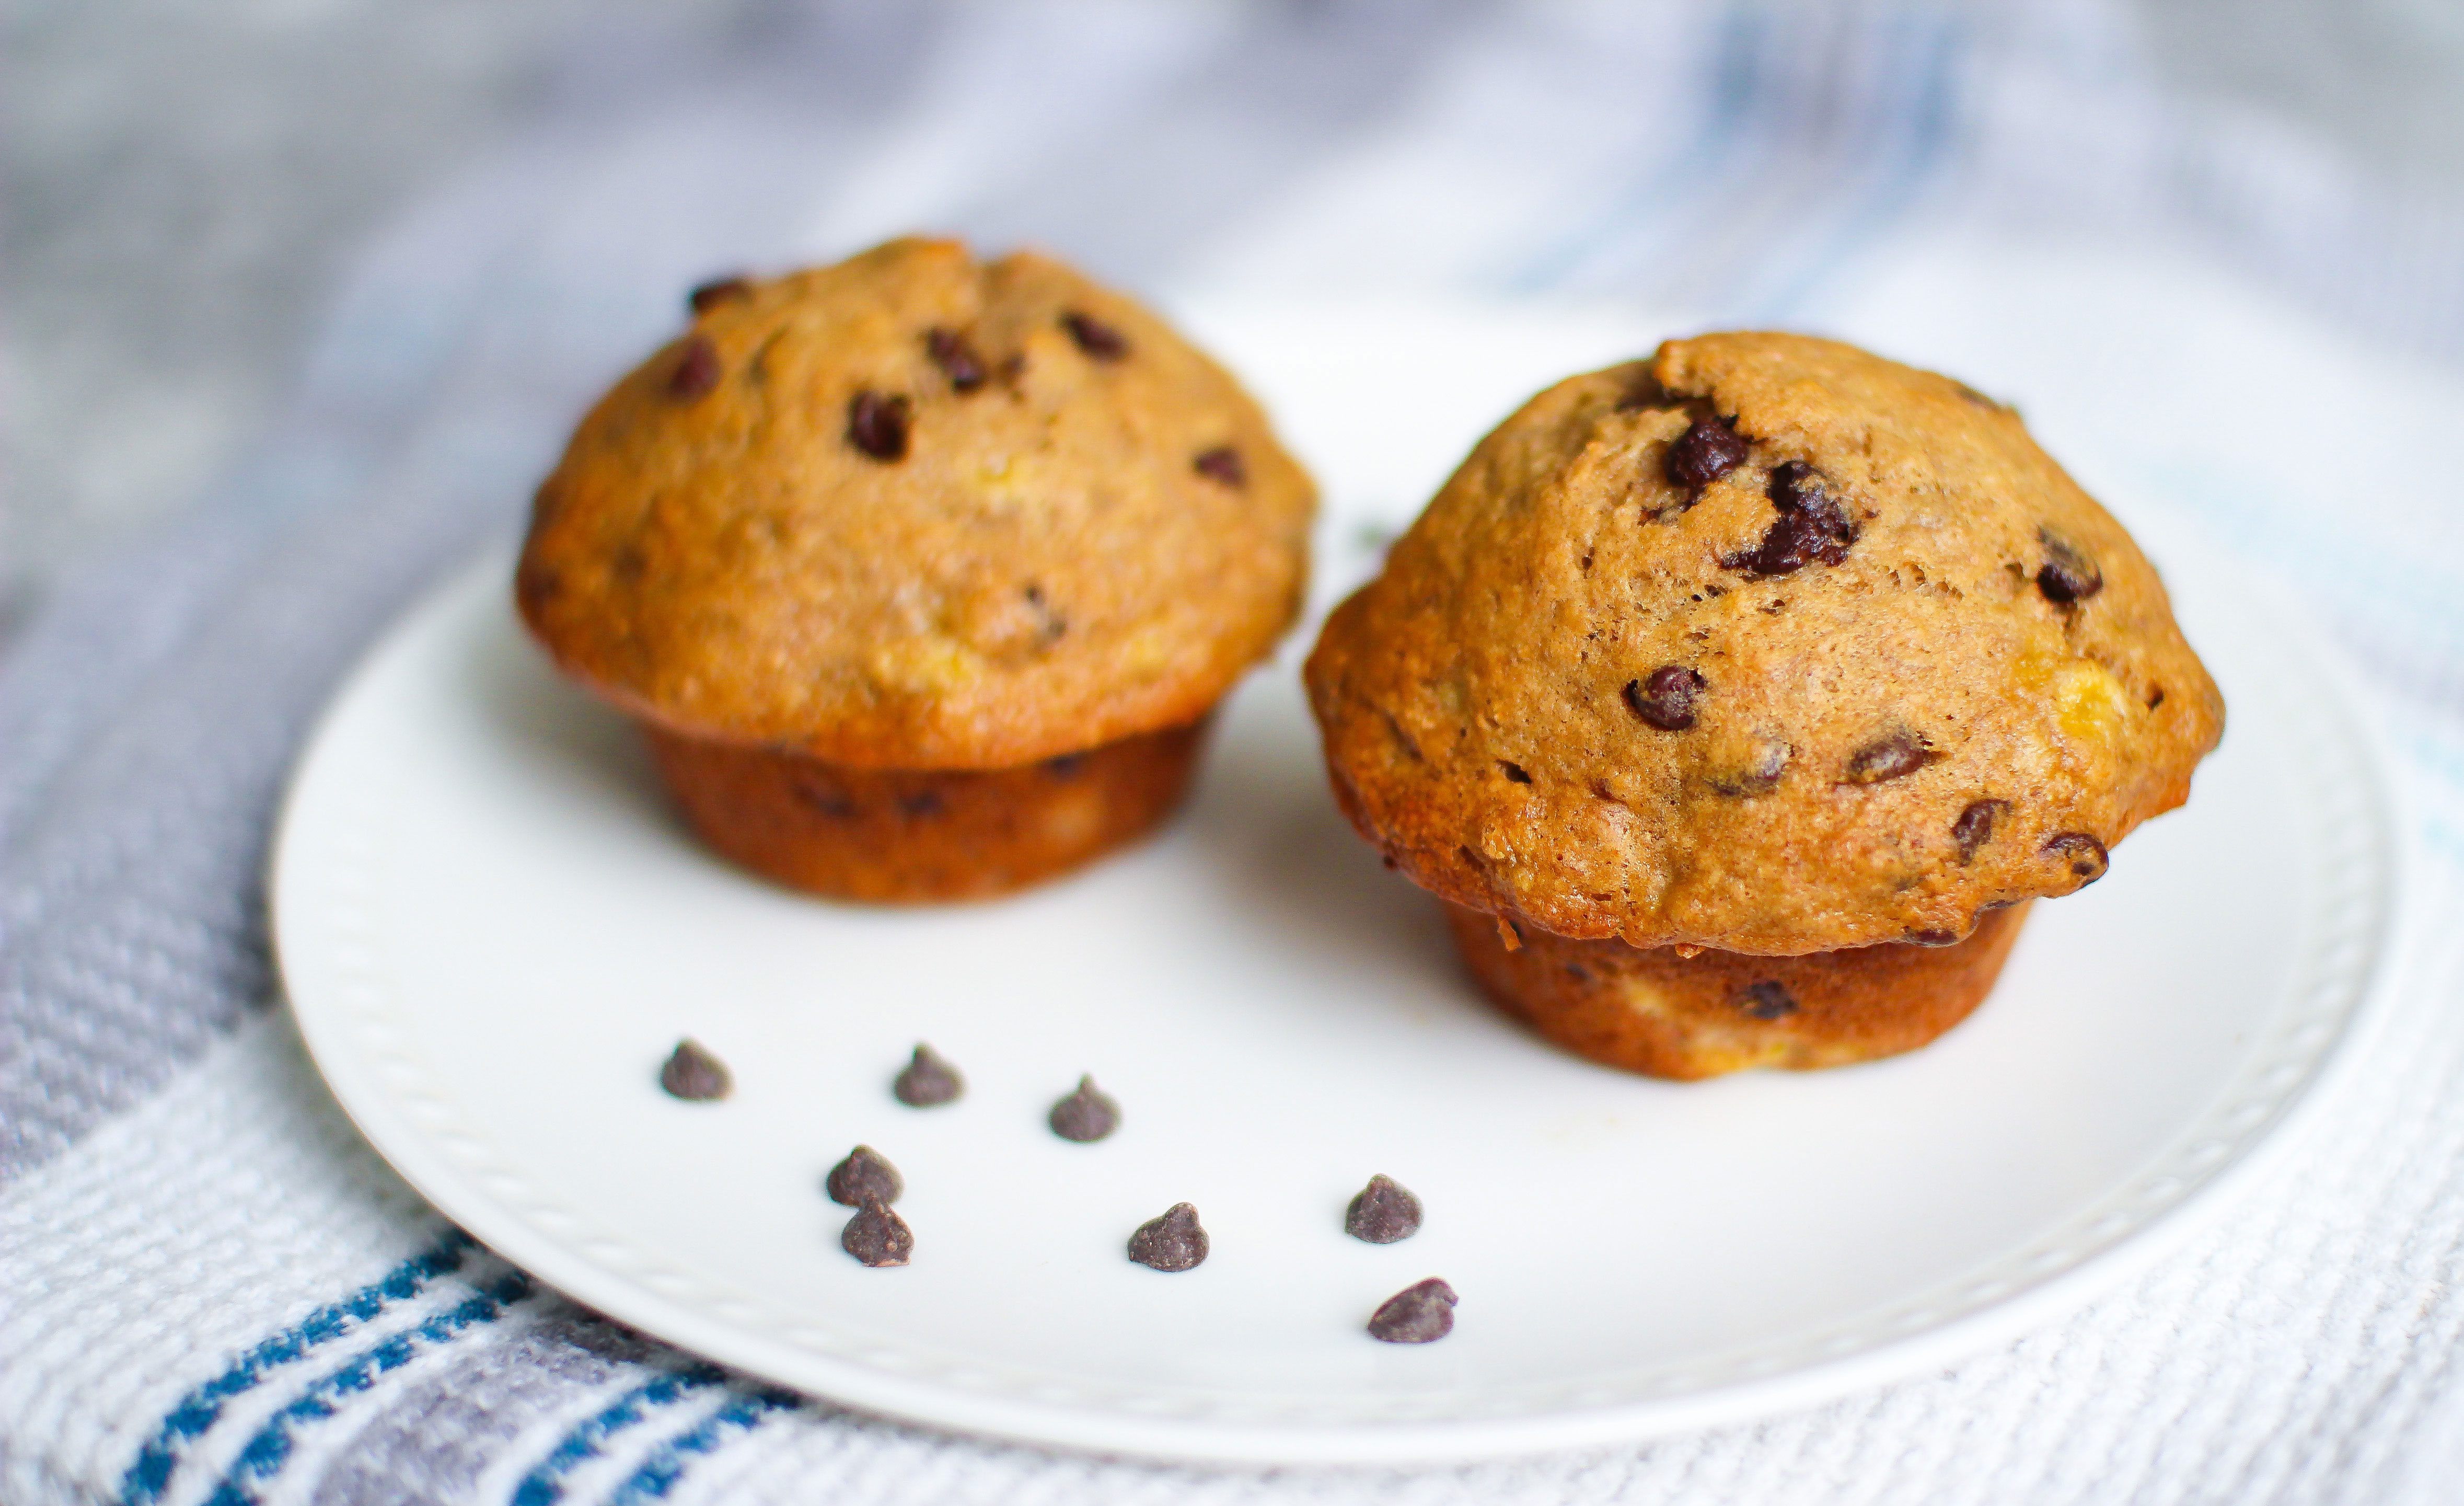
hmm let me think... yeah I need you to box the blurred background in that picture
[5,0,2462,638]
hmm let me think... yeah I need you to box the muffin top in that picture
[517,237,1315,769]
[1304,332,2223,956]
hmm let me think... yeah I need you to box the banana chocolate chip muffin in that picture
[1305,332,2222,1077]
[518,237,1315,900]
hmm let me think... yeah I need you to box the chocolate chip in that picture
[668,336,721,400]
[1737,981,1797,1020]
[1127,1202,1209,1271]
[1722,462,1857,576]
[1044,752,1085,779]
[841,1199,912,1267]
[925,327,987,392]
[1048,1075,1119,1142]
[2035,528,2103,604]
[1194,446,1246,487]
[1952,799,2008,862]
[1950,380,2000,410]
[658,1039,731,1101]
[1843,732,1937,785]
[2147,686,2166,710]
[1346,1175,1422,1244]
[1624,666,1706,730]
[1665,418,1750,489]
[1710,736,1791,797]
[825,1145,903,1206]
[1905,928,1961,947]
[1061,311,1127,361]
[1499,761,1532,784]
[688,276,752,314]
[2042,831,2109,884]
[1367,1278,1457,1343]
[846,391,911,461]
[893,1044,964,1107]
[897,790,945,819]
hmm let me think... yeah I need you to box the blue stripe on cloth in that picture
[198,1267,536,1506]
[117,1227,476,1505]
[508,1363,728,1505]
[600,1387,802,1505]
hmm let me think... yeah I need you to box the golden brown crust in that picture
[518,237,1315,769]
[1444,900,2032,1079]
[1305,332,2223,955]
[645,720,1212,902]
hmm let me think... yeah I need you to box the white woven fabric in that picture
[8,2,2464,1501]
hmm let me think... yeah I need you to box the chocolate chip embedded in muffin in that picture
[1345,1175,1423,1244]
[1048,1076,1119,1142]
[825,1145,903,1206]
[893,1044,964,1107]
[1665,417,1749,490]
[1367,1278,1457,1343]
[1127,1203,1208,1271]
[658,1039,730,1101]
[1624,667,1706,730]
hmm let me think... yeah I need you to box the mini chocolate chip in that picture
[893,1044,964,1107]
[1499,761,1532,784]
[897,790,945,818]
[826,1145,902,1206]
[1722,462,1857,576]
[842,1199,912,1267]
[687,276,752,314]
[1952,798,2008,862]
[1368,1278,1457,1343]
[1843,732,1937,785]
[668,336,721,399]
[658,1039,731,1101]
[1346,1175,1423,1244]
[1737,981,1797,1020]
[1905,928,1962,947]
[1194,445,1246,487]
[1951,380,2000,410]
[925,327,987,392]
[2035,528,2103,604]
[846,391,911,461]
[1624,666,1706,730]
[1665,417,1750,489]
[1049,1075,1119,1142]
[2042,831,2110,883]
[1061,311,1127,360]
[1128,1202,1209,1271]
[1044,752,1085,779]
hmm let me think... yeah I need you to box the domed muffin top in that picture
[1305,332,2223,956]
[517,237,1315,769]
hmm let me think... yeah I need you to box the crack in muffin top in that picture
[1304,332,2223,956]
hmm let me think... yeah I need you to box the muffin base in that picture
[1442,900,2033,1080]
[643,719,1211,902]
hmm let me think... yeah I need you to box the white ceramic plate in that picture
[273,308,2402,1464]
